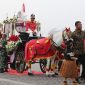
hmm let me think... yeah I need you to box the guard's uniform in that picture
[71,30,85,79]
[26,14,41,36]
[26,21,36,32]
[26,20,37,35]
[0,39,7,72]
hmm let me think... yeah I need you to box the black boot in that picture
[76,78,80,84]
[0,68,4,73]
[55,72,58,75]
[78,77,85,83]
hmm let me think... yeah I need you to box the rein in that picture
[51,39,64,52]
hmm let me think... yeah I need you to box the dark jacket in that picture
[71,30,85,55]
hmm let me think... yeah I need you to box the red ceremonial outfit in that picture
[25,38,56,62]
[26,21,37,32]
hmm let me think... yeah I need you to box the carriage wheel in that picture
[39,59,47,73]
[15,50,25,73]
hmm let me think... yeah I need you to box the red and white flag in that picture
[22,3,25,13]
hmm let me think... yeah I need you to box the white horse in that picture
[46,27,72,76]
[25,28,71,76]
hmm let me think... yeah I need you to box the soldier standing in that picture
[0,33,8,73]
[71,21,85,83]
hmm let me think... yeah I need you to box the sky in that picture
[0,0,85,36]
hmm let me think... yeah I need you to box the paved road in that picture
[0,64,84,85]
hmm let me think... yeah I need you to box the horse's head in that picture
[48,28,64,46]
[62,27,72,40]
[48,27,72,48]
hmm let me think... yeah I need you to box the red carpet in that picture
[7,69,44,76]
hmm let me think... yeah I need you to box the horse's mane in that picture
[49,27,72,46]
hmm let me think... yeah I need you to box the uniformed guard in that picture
[26,14,41,36]
[0,33,8,73]
[71,21,85,83]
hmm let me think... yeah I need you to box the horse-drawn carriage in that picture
[6,27,71,75]
[6,32,48,73]
[3,26,75,78]
[3,13,71,75]
[2,13,47,73]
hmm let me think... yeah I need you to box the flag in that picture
[22,3,25,13]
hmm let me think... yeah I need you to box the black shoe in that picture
[76,78,81,84]
[76,77,85,83]
[79,78,85,83]
[0,68,4,73]
[55,73,58,75]
[28,72,34,76]
[51,74,57,77]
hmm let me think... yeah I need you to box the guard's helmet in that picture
[30,14,35,19]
